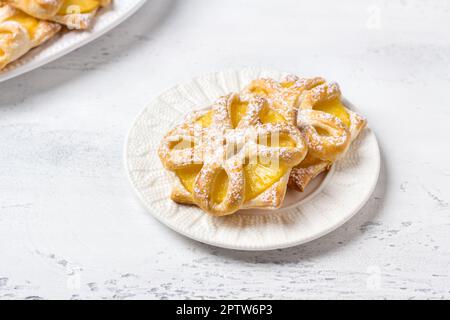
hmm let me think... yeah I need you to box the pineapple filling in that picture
[259,105,286,124]
[177,161,288,202]
[258,132,296,148]
[195,110,213,128]
[0,48,4,57]
[210,169,229,203]
[249,86,269,97]
[59,0,100,14]
[7,12,39,37]
[280,81,295,88]
[314,98,350,128]
[314,125,330,136]
[175,164,202,194]
[243,162,287,200]
[230,101,248,128]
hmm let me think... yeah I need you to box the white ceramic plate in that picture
[125,68,380,251]
[0,0,147,83]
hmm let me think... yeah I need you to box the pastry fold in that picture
[0,4,60,70]
[159,93,308,216]
[3,0,111,29]
[243,76,367,192]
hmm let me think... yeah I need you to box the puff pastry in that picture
[159,93,307,216]
[0,4,60,70]
[3,0,111,29]
[291,79,366,191]
[243,75,366,191]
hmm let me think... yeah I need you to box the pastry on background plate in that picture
[2,0,111,29]
[158,93,307,216]
[0,3,60,70]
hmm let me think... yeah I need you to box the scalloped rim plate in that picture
[125,68,380,251]
[0,0,147,83]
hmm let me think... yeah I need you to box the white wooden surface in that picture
[0,0,449,300]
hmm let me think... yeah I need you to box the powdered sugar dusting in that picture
[159,92,307,215]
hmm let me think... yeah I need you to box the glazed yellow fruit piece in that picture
[58,0,100,14]
[314,98,351,128]
[178,162,287,203]
[244,162,286,200]
[175,164,203,194]
[6,12,39,37]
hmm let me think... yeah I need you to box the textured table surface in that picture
[0,0,449,300]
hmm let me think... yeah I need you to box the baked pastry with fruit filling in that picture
[244,75,366,191]
[0,4,60,70]
[3,0,111,29]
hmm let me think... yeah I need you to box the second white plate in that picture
[0,0,147,83]
[125,68,380,251]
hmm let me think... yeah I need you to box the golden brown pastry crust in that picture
[288,155,330,192]
[291,80,366,191]
[159,93,308,216]
[3,0,62,20]
[0,4,61,70]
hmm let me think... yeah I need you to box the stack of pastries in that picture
[0,0,111,70]
[158,75,367,216]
